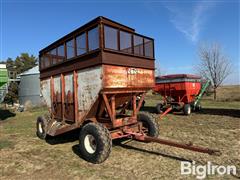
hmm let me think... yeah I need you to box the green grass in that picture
[0,85,239,179]
[201,99,240,109]
[0,107,47,135]
[0,139,14,150]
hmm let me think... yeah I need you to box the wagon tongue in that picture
[129,133,221,156]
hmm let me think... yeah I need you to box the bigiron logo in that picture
[180,161,236,179]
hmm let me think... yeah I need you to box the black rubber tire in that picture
[183,104,191,115]
[79,123,112,164]
[137,112,159,137]
[195,103,202,112]
[36,116,47,139]
[141,100,145,108]
[155,103,163,114]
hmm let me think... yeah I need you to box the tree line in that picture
[1,53,38,104]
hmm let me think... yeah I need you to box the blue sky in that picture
[1,0,239,84]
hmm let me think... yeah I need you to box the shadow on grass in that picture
[0,139,15,150]
[141,106,182,116]
[72,144,84,160]
[140,106,157,113]
[46,129,80,145]
[0,109,16,121]
[141,106,240,118]
[119,143,192,162]
[198,108,240,118]
[71,140,192,163]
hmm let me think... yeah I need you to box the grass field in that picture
[0,86,239,179]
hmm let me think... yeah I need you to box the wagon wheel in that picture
[79,123,112,164]
[183,104,191,115]
[156,103,163,114]
[195,103,202,111]
[141,126,149,134]
[36,116,47,139]
[137,112,159,137]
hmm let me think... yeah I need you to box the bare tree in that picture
[196,42,232,100]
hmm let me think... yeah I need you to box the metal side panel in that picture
[53,75,62,119]
[103,65,154,88]
[64,73,74,121]
[77,66,103,119]
[40,78,51,107]
[156,78,201,84]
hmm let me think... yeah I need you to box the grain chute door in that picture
[52,76,62,120]
[64,73,75,122]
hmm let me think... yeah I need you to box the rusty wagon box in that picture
[37,17,219,164]
[154,74,201,103]
[154,74,202,115]
[37,16,157,163]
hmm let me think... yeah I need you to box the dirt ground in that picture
[0,86,240,180]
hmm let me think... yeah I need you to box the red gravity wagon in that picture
[154,74,203,116]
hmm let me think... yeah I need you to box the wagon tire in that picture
[141,100,145,108]
[155,103,163,114]
[36,116,47,140]
[183,104,191,115]
[79,123,112,164]
[137,112,159,137]
[195,103,202,111]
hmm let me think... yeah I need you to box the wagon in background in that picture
[154,74,209,116]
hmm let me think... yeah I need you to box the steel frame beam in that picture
[129,132,221,156]
[73,71,78,122]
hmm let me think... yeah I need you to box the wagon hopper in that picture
[37,17,219,163]
[154,74,203,115]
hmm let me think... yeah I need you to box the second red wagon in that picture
[154,74,202,115]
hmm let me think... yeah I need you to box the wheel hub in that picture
[84,134,97,154]
[38,123,43,133]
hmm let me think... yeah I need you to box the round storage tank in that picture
[18,66,42,106]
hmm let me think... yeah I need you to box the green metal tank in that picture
[0,64,8,87]
[0,64,8,102]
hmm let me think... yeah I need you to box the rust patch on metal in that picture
[103,65,154,88]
